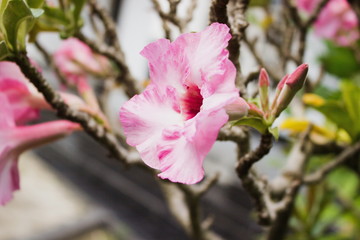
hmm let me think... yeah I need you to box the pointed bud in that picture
[269,74,288,114]
[285,63,308,91]
[259,68,270,87]
[270,64,309,118]
[247,103,264,118]
[225,97,249,121]
[259,68,270,113]
[276,74,289,91]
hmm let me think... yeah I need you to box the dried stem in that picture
[88,0,121,50]
[236,133,273,178]
[303,142,360,184]
[266,127,313,240]
[243,34,282,81]
[160,175,222,240]
[209,0,249,94]
[75,32,139,98]
[34,40,69,87]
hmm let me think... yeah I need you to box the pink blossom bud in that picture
[285,63,308,91]
[259,68,270,113]
[259,68,270,87]
[271,64,309,118]
[225,98,249,120]
[276,74,289,91]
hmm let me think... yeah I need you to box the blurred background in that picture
[1,0,360,239]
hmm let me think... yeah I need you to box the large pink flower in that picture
[0,94,80,205]
[120,23,248,184]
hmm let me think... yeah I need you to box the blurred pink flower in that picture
[296,0,322,12]
[0,95,80,205]
[120,23,248,184]
[53,38,110,86]
[296,0,359,46]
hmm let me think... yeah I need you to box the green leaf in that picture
[312,100,355,140]
[31,8,44,18]
[0,41,11,60]
[2,0,39,51]
[341,81,360,139]
[26,0,43,8]
[232,117,268,134]
[72,0,85,26]
[320,41,360,78]
[269,127,279,140]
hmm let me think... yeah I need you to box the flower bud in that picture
[225,98,249,121]
[247,103,264,118]
[271,64,308,118]
[259,68,270,113]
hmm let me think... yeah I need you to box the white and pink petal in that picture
[174,23,232,86]
[157,110,228,184]
[120,86,183,168]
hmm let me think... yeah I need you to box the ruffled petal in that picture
[0,78,39,125]
[120,86,183,168]
[173,23,231,86]
[0,148,19,206]
[141,38,188,94]
[201,60,243,112]
[157,110,228,184]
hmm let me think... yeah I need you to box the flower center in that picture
[180,84,203,120]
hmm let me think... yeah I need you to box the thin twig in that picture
[75,32,139,98]
[88,0,121,50]
[243,34,282,81]
[303,142,360,184]
[34,40,69,87]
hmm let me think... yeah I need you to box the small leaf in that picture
[72,0,85,25]
[268,127,279,140]
[232,117,268,134]
[0,41,11,60]
[2,0,35,51]
[341,81,360,139]
[26,0,44,8]
[30,8,44,18]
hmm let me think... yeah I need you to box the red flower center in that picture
[180,84,203,120]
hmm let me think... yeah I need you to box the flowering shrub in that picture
[0,0,359,239]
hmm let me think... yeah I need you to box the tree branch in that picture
[303,142,360,184]
[75,32,139,98]
[10,53,137,166]
[236,133,273,178]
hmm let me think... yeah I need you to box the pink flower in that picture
[0,94,80,205]
[120,23,248,184]
[297,0,359,46]
[53,38,110,86]
[296,0,322,12]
